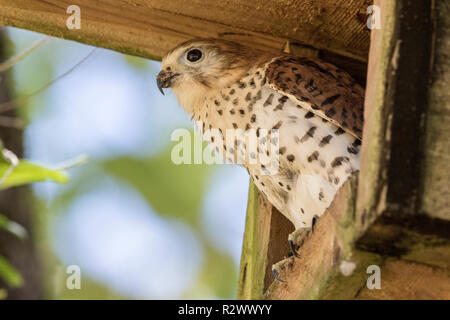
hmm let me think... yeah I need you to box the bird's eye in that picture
[186,49,203,62]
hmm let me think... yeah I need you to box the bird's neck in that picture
[172,80,210,116]
[172,70,246,116]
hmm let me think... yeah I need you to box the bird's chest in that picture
[193,72,264,131]
[192,70,359,201]
[194,71,288,146]
[189,72,361,228]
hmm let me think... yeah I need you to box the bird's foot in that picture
[287,215,319,258]
[271,215,320,282]
[287,227,311,258]
[271,258,294,283]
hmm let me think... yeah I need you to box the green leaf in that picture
[0,160,69,189]
[0,214,28,240]
[0,255,23,288]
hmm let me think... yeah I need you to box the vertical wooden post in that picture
[356,0,450,230]
[237,181,293,299]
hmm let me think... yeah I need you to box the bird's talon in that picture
[312,215,319,232]
[288,239,300,258]
[272,268,286,282]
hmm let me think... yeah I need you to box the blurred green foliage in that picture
[104,140,238,298]
[0,159,68,189]
[0,213,28,240]
[104,141,213,227]
[0,138,69,190]
[0,255,23,288]
[3,28,242,299]
[0,140,77,296]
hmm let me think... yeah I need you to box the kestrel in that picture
[157,39,364,277]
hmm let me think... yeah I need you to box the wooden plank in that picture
[356,259,450,299]
[347,0,450,299]
[263,177,359,300]
[238,180,293,299]
[0,0,371,61]
[319,250,384,300]
[355,0,397,232]
[356,0,449,228]
[322,249,450,300]
[421,0,450,220]
[237,181,273,299]
[381,0,433,215]
[357,214,450,257]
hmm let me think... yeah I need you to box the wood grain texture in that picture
[421,0,450,220]
[238,181,294,300]
[237,181,273,299]
[356,0,449,225]
[356,259,450,300]
[0,0,371,61]
[355,0,395,232]
[264,177,358,300]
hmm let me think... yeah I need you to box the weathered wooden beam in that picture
[356,0,450,227]
[237,181,273,300]
[355,257,450,299]
[355,0,396,233]
[324,0,450,299]
[0,0,371,61]
[321,246,450,300]
[264,178,359,300]
[239,177,359,300]
[237,181,294,300]
[421,0,450,221]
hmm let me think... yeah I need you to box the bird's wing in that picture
[265,56,365,140]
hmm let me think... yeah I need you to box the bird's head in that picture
[157,39,269,108]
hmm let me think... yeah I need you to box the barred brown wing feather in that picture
[265,56,364,140]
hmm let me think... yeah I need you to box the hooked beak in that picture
[156,70,179,95]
